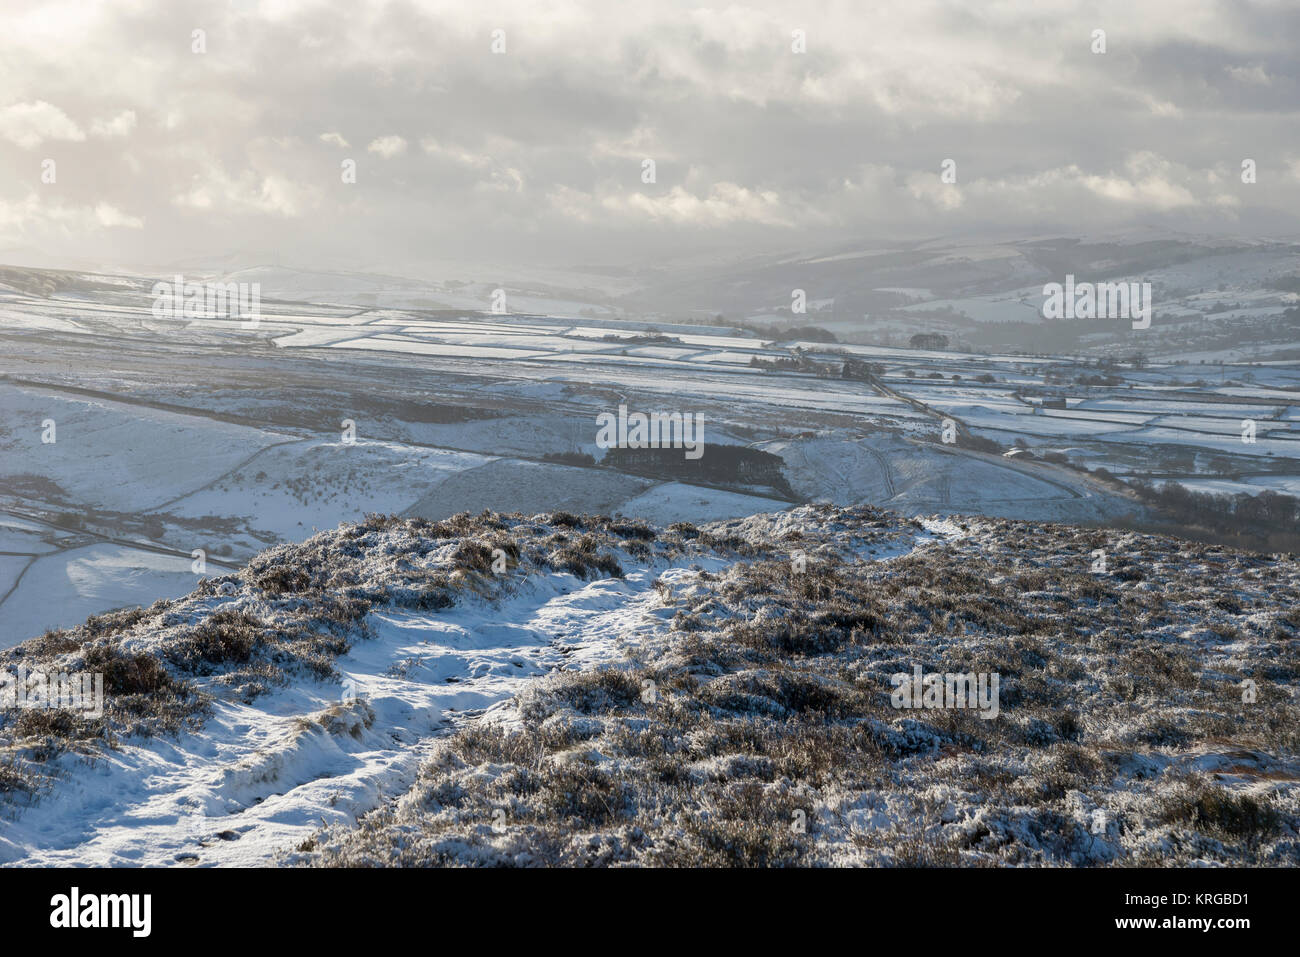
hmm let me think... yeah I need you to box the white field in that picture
[0,543,198,647]
[616,483,789,524]
[0,384,292,512]
[890,378,1300,458]
[1176,475,1300,496]
[764,434,1136,522]
[0,516,62,554]
[159,439,492,542]
[1,266,1297,655]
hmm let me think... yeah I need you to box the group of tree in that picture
[908,332,949,350]
[779,325,839,343]
[840,358,885,381]
[748,352,831,375]
[1127,479,1300,551]
[602,444,795,499]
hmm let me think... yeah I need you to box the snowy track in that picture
[1,507,944,867]
[0,562,692,866]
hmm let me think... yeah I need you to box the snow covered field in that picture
[1,263,1297,656]
[3,507,1294,867]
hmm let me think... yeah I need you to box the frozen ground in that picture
[6,506,1292,867]
[0,508,924,865]
[0,547,673,864]
[297,509,1300,868]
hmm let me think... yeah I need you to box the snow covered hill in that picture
[1,506,1296,867]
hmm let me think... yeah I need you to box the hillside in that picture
[4,262,1298,648]
[1,506,1297,866]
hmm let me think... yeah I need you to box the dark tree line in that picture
[602,444,796,499]
[1128,479,1300,551]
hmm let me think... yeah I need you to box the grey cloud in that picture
[0,0,1296,274]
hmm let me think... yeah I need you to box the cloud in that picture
[1225,64,1271,86]
[1140,95,1183,118]
[602,183,792,227]
[93,202,143,228]
[367,135,407,158]
[906,172,965,211]
[420,137,489,167]
[173,165,313,217]
[0,193,141,232]
[0,1,1296,269]
[91,110,136,138]
[1078,152,1199,211]
[0,100,85,149]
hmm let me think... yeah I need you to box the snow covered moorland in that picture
[4,260,1299,648]
[1,506,1295,867]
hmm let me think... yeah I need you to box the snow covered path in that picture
[0,563,696,866]
[0,506,948,867]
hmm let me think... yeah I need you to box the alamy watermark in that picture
[890,665,1000,719]
[1,666,104,718]
[151,274,262,327]
[50,887,151,937]
[1042,275,1152,330]
[595,403,704,460]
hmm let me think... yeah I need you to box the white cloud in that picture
[1079,152,1199,211]
[93,202,143,228]
[906,172,965,211]
[0,194,42,229]
[367,135,407,158]
[0,193,141,232]
[1225,64,1271,86]
[476,167,524,193]
[1,1,1297,264]
[91,110,137,138]
[0,100,85,149]
[422,137,524,191]
[173,165,313,217]
[602,183,792,227]
[1141,95,1183,118]
[421,137,488,167]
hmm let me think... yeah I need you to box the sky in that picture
[0,0,1297,277]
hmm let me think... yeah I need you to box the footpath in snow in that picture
[1,507,935,866]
